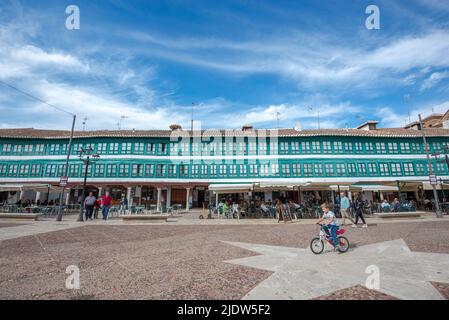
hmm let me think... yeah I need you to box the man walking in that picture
[101,191,113,221]
[119,192,128,215]
[84,192,96,221]
[339,192,352,226]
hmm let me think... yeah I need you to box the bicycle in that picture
[310,223,350,254]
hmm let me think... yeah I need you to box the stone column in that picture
[166,187,171,208]
[215,192,219,218]
[380,192,385,201]
[127,186,132,207]
[156,187,162,212]
[186,187,191,211]
[348,191,353,202]
[136,186,142,205]
[35,191,41,203]
[97,187,103,197]
[65,189,71,205]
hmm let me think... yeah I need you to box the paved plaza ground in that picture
[0,213,449,300]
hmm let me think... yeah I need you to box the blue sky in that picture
[1,0,449,131]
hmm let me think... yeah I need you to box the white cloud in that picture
[124,29,449,91]
[0,15,173,130]
[378,100,449,129]
[420,71,449,91]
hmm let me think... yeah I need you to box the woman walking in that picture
[352,193,368,228]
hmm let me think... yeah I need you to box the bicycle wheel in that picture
[310,237,324,254]
[337,236,349,253]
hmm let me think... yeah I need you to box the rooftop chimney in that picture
[242,124,254,131]
[356,120,378,131]
[169,124,182,131]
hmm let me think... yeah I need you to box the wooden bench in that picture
[0,213,41,221]
[121,214,169,222]
[374,212,421,219]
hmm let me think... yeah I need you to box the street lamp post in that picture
[56,114,76,222]
[77,147,100,222]
[419,114,443,218]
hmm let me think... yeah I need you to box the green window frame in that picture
[0,164,8,176]
[403,163,414,176]
[179,164,189,177]
[30,164,41,177]
[270,163,279,176]
[334,141,343,153]
[281,163,290,176]
[156,164,166,177]
[191,164,200,177]
[322,141,331,154]
[109,143,119,155]
[106,164,116,177]
[94,164,105,177]
[336,163,346,175]
[131,164,143,177]
[388,143,399,154]
[347,163,357,176]
[19,164,29,176]
[301,142,311,154]
[168,164,176,177]
[292,163,300,176]
[303,163,313,177]
[249,164,258,176]
[379,163,390,176]
[368,163,378,176]
[391,163,402,176]
[325,163,334,176]
[314,163,324,176]
[8,164,18,176]
[145,164,154,177]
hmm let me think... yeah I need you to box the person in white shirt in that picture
[316,203,340,250]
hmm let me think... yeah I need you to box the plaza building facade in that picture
[1,121,449,211]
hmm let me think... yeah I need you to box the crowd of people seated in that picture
[11,199,59,207]
[212,193,422,220]
[378,198,417,212]
[213,196,301,221]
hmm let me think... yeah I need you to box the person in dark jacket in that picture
[352,193,368,228]
[84,192,96,220]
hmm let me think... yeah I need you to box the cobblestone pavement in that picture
[0,218,448,300]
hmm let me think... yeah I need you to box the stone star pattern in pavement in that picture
[223,239,449,300]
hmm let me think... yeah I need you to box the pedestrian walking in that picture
[84,192,96,221]
[101,191,112,221]
[93,196,101,219]
[339,192,353,226]
[119,192,128,215]
[352,193,368,228]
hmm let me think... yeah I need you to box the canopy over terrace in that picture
[0,184,61,192]
[351,184,399,192]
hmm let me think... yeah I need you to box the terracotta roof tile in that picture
[1,127,449,139]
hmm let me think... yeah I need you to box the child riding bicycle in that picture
[316,203,340,251]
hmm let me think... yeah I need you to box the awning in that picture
[254,182,309,191]
[208,184,253,193]
[421,182,449,191]
[353,184,399,192]
[0,184,60,192]
[328,185,363,191]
